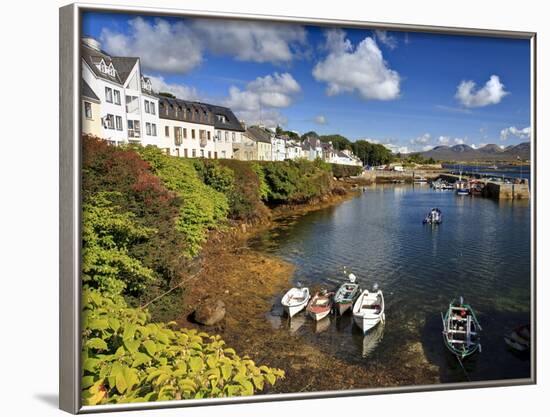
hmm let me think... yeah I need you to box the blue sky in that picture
[83,12,531,153]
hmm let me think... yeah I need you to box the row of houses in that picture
[81,36,362,166]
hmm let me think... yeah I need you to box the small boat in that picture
[334,273,361,315]
[504,325,530,352]
[306,289,334,321]
[423,208,442,225]
[456,187,470,196]
[413,176,428,184]
[352,285,385,334]
[281,287,310,318]
[441,297,482,359]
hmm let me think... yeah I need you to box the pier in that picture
[438,173,530,200]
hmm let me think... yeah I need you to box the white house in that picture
[285,139,303,160]
[301,136,324,161]
[331,150,363,166]
[271,136,287,161]
[81,36,160,146]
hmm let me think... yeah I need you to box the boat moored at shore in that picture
[334,273,361,315]
[352,286,385,334]
[281,287,311,318]
[306,289,335,321]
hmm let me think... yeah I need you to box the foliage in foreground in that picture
[82,288,285,405]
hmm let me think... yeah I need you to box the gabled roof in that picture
[81,80,100,102]
[246,126,273,144]
[111,56,139,84]
[81,43,123,85]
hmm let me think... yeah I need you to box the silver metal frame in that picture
[59,2,537,414]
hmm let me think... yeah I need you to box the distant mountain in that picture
[415,142,530,162]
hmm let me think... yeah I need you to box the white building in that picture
[81,36,160,146]
[331,150,363,166]
[157,97,244,159]
[271,136,287,161]
[301,136,324,161]
[285,139,303,160]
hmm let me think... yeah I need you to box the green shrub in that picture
[136,146,229,257]
[330,164,363,178]
[194,160,235,195]
[81,288,284,405]
[82,192,155,295]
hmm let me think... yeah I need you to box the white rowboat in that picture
[352,289,385,334]
[281,287,310,318]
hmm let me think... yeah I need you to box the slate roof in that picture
[81,80,100,102]
[81,43,123,85]
[246,126,273,144]
[210,104,245,132]
[111,56,139,84]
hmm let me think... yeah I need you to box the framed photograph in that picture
[59,2,536,413]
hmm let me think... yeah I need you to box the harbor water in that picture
[249,183,531,383]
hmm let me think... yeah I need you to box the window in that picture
[192,149,196,157]
[191,129,196,139]
[164,104,169,116]
[128,120,140,138]
[216,114,226,123]
[126,96,139,113]
[214,152,218,159]
[183,128,187,139]
[217,131,221,141]
[208,151,211,159]
[113,90,121,105]
[115,116,123,131]
[146,122,151,136]
[104,114,114,129]
[221,151,226,158]
[151,124,157,136]
[207,131,211,140]
[174,127,182,146]
[150,102,156,115]
[144,100,150,114]
[200,149,205,158]
[232,132,236,142]
[84,102,92,119]
[184,149,188,158]
[105,87,113,103]
[199,130,206,140]
[225,131,229,142]
[175,106,180,117]
[165,126,170,137]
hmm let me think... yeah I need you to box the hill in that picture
[416,142,530,162]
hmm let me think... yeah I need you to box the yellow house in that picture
[81,80,102,137]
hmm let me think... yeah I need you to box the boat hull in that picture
[284,302,307,318]
[308,309,331,321]
[353,313,384,334]
[335,302,353,316]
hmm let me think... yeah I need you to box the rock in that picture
[194,299,226,326]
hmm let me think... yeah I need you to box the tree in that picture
[301,131,319,140]
[319,134,352,151]
[351,140,393,166]
[158,92,176,98]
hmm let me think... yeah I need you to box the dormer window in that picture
[216,114,227,123]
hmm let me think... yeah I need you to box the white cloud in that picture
[147,75,200,101]
[455,75,509,108]
[500,126,531,141]
[374,30,397,49]
[101,17,306,74]
[438,135,467,146]
[101,18,202,73]
[224,72,301,128]
[312,29,401,101]
[192,19,306,64]
[410,133,431,145]
[314,115,327,125]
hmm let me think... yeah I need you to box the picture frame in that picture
[60,3,536,413]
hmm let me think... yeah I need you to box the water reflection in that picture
[362,321,385,358]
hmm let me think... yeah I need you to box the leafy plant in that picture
[135,146,229,257]
[81,288,284,405]
[82,192,155,295]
